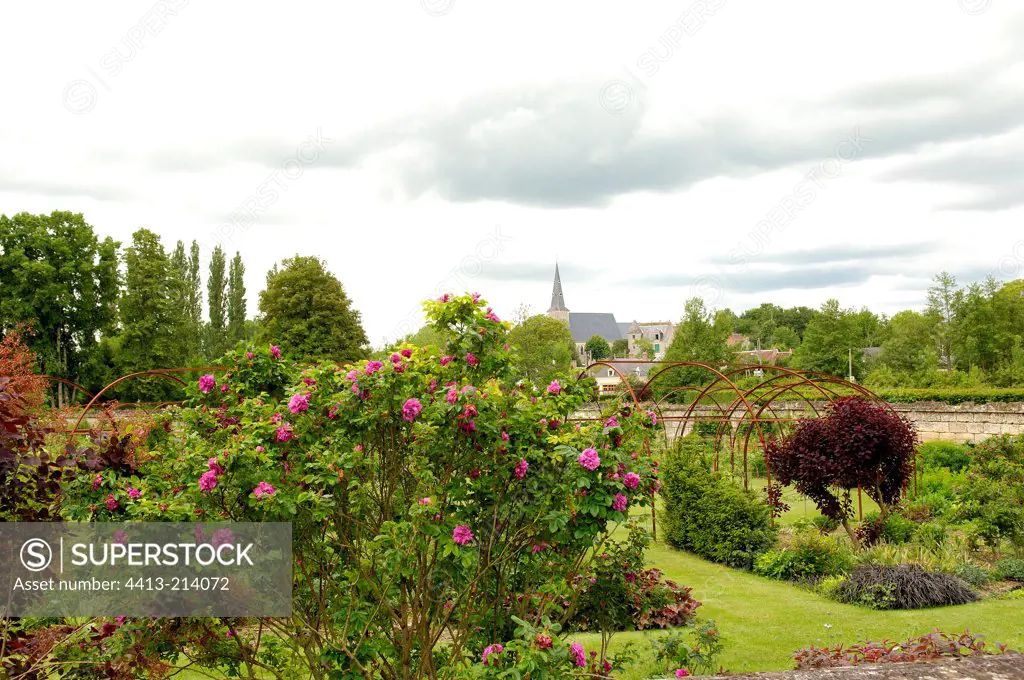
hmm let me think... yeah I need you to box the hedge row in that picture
[872,388,1024,405]
[598,387,1024,406]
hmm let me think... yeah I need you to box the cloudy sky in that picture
[2,0,1023,344]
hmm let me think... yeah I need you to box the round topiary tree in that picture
[764,397,917,549]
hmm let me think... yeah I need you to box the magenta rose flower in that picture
[198,374,216,393]
[578,448,601,471]
[570,642,586,667]
[453,525,474,545]
[252,481,276,499]
[465,353,479,367]
[365,361,384,375]
[402,398,423,422]
[514,459,528,480]
[270,344,281,359]
[675,669,690,678]
[288,392,310,414]
[612,493,628,512]
[126,486,141,499]
[623,472,641,489]
[400,348,413,358]
[199,470,219,493]
[482,643,504,666]
[276,423,293,442]
[546,380,561,394]
[105,494,119,511]
[440,355,453,367]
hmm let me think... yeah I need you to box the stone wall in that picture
[575,401,1024,444]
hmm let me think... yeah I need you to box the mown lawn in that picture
[574,539,1024,676]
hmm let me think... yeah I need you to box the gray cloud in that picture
[479,261,602,283]
[636,264,876,294]
[881,137,1024,211]
[0,175,131,203]
[113,22,1024,211]
[726,242,940,267]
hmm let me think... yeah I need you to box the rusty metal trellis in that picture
[572,360,899,529]
[41,367,227,444]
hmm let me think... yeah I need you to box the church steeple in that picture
[547,261,570,325]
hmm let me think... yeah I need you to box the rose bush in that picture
[55,293,661,679]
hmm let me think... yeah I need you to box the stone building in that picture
[545,263,674,361]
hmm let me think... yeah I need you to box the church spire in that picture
[548,262,568,312]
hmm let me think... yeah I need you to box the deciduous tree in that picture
[257,255,368,362]
[508,314,574,382]
[765,398,917,548]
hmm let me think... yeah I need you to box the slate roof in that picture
[586,361,653,378]
[617,322,632,336]
[568,312,623,343]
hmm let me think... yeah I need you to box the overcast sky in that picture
[2,1,1023,345]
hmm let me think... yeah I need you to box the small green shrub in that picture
[832,565,978,610]
[754,533,853,582]
[883,513,918,544]
[859,511,917,545]
[812,515,840,533]
[916,521,948,549]
[660,437,777,568]
[952,562,991,588]
[995,557,1024,582]
[918,441,972,473]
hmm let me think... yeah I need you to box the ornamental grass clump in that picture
[832,564,978,610]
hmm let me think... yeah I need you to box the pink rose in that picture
[252,482,276,499]
[465,353,479,367]
[546,380,561,394]
[578,448,601,471]
[453,525,473,545]
[198,374,216,394]
[402,398,423,422]
[514,459,528,480]
[623,472,641,489]
[270,345,281,359]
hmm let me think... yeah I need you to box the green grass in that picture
[575,538,1024,675]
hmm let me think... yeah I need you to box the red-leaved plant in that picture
[765,398,917,549]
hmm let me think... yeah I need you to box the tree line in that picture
[0,211,367,402]
[500,274,1024,391]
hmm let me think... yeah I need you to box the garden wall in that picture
[575,401,1024,444]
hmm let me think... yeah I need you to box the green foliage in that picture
[0,211,120,398]
[611,338,629,357]
[918,440,972,472]
[660,437,777,568]
[995,558,1024,582]
[55,292,661,677]
[116,228,189,400]
[257,254,368,363]
[953,562,991,588]
[227,251,248,345]
[858,512,917,545]
[650,619,725,677]
[952,443,1024,551]
[754,532,853,582]
[792,299,869,379]
[875,387,1024,404]
[206,245,228,357]
[508,314,574,383]
[661,297,731,391]
[584,334,611,360]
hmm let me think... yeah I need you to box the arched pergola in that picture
[573,361,896,528]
